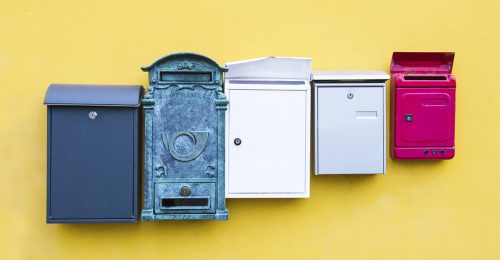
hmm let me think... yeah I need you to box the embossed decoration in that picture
[151,68,158,84]
[154,165,167,179]
[205,165,216,177]
[140,52,228,221]
[161,131,209,162]
[177,61,195,70]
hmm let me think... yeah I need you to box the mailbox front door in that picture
[50,106,136,220]
[395,88,456,148]
[317,86,384,174]
[152,87,218,180]
[227,88,308,196]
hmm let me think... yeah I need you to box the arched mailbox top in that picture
[141,52,228,103]
[142,52,227,72]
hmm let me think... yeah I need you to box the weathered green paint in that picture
[141,53,228,221]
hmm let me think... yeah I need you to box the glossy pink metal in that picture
[391,52,456,159]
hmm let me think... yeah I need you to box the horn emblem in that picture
[162,131,209,162]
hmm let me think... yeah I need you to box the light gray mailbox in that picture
[141,53,228,221]
[313,71,389,174]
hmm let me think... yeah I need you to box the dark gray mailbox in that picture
[44,84,143,223]
[141,53,228,221]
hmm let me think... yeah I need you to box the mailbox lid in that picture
[391,52,455,74]
[395,88,456,147]
[44,84,143,107]
[225,56,311,80]
[312,70,389,82]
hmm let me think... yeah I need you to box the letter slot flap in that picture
[154,183,216,213]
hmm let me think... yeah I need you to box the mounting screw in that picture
[88,111,98,120]
[234,138,242,146]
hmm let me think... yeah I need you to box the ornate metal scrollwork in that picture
[154,165,167,179]
[177,61,195,70]
[205,165,216,177]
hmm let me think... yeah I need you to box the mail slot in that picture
[44,84,143,223]
[313,71,389,174]
[141,53,229,221]
[155,182,215,213]
[390,52,456,159]
[224,57,311,198]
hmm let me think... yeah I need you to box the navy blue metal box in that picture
[44,84,143,223]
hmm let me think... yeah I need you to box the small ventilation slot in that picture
[404,75,447,81]
[161,198,209,207]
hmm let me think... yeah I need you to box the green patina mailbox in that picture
[141,53,228,221]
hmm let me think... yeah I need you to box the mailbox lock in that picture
[405,114,413,122]
[179,186,191,196]
[347,93,354,99]
[234,138,242,146]
[88,111,98,120]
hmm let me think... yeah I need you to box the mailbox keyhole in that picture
[347,93,354,99]
[179,186,191,196]
[234,138,242,146]
[88,111,98,120]
[405,114,412,122]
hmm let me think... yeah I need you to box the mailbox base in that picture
[141,209,228,221]
[393,147,455,159]
[143,211,228,221]
[47,218,138,224]
[141,209,155,221]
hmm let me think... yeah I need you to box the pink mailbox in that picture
[391,52,456,159]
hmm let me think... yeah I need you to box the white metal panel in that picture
[226,80,308,91]
[312,71,389,81]
[316,86,385,174]
[226,86,310,198]
[225,57,312,80]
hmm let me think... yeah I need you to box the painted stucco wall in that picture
[1,0,499,259]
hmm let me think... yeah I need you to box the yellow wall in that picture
[1,0,499,259]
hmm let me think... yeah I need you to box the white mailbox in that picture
[313,71,389,174]
[225,57,311,198]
